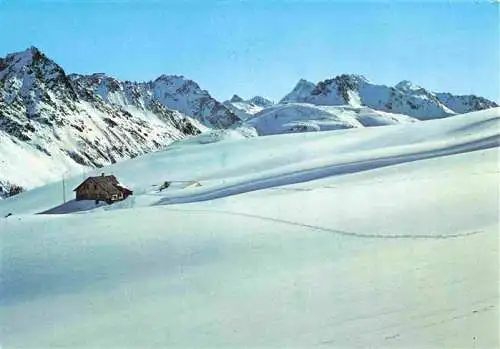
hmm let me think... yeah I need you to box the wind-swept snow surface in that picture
[1,108,499,348]
[244,103,418,135]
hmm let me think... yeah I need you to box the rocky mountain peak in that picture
[230,94,244,103]
[248,96,273,108]
[395,80,425,93]
[1,46,52,74]
[149,74,238,128]
[154,74,194,88]
[1,46,79,113]
[280,79,316,104]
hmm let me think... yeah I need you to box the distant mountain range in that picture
[224,75,497,136]
[279,75,497,119]
[1,46,497,196]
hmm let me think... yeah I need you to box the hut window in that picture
[111,194,118,200]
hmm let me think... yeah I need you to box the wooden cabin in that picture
[73,173,132,204]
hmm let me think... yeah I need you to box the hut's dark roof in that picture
[73,175,122,192]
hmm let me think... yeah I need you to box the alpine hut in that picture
[73,173,133,204]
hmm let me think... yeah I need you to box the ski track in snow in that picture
[155,135,498,206]
[163,207,485,240]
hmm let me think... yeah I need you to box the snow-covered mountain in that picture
[223,94,274,120]
[280,75,498,119]
[148,75,239,128]
[244,103,418,135]
[0,47,204,196]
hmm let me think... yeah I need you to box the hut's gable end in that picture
[75,178,106,201]
[74,179,94,197]
[73,178,94,193]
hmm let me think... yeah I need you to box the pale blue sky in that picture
[0,0,498,101]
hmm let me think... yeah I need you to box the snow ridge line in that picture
[164,208,485,240]
[157,135,499,206]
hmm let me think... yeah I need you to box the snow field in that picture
[0,107,498,347]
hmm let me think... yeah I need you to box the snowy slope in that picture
[223,100,263,120]
[244,103,419,135]
[1,108,498,348]
[1,107,497,216]
[280,75,498,119]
